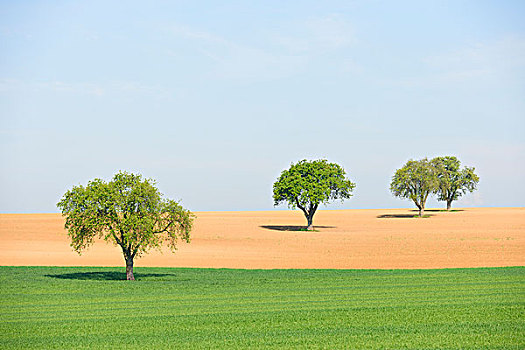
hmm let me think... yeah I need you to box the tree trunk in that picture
[415,203,423,218]
[306,214,314,231]
[446,200,452,211]
[125,256,135,281]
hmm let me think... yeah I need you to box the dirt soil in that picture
[1,208,524,269]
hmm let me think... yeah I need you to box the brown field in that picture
[0,207,524,269]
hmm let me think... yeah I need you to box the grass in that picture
[0,266,523,349]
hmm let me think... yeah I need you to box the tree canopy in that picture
[273,159,355,230]
[57,171,194,280]
[431,156,479,210]
[390,158,438,217]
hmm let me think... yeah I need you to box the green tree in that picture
[273,159,355,230]
[390,158,439,217]
[57,171,194,280]
[431,156,480,210]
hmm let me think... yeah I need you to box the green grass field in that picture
[0,266,523,349]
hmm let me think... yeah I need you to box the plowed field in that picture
[1,208,523,269]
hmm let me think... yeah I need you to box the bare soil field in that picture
[0,207,523,269]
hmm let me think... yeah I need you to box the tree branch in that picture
[154,220,173,234]
[295,197,308,217]
[132,245,140,259]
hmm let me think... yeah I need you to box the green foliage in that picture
[1,266,523,349]
[273,159,355,228]
[57,171,194,279]
[431,156,480,209]
[390,158,439,216]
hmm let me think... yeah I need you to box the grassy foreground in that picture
[0,266,523,349]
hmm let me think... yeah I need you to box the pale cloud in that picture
[274,15,356,53]
[161,16,357,81]
[0,79,171,98]
[211,46,307,81]
[425,37,525,70]
[457,140,525,207]
[340,58,363,74]
[387,69,490,88]
[384,37,525,88]
[305,15,356,49]
[164,24,228,45]
[424,37,525,83]
[461,141,525,178]
[163,23,309,81]
[456,191,484,207]
[165,15,357,55]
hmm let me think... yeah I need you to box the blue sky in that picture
[1,0,524,212]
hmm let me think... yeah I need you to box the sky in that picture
[1,0,524,213]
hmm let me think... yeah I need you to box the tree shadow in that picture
[376,214,434,219]
[45,271,173,281]
[260,225,336,231]
[409,209,464,212]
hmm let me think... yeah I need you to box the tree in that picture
[273,159,355,230]
[57,171,194,280]
[431,156,479,210]
[390,158,439,217]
